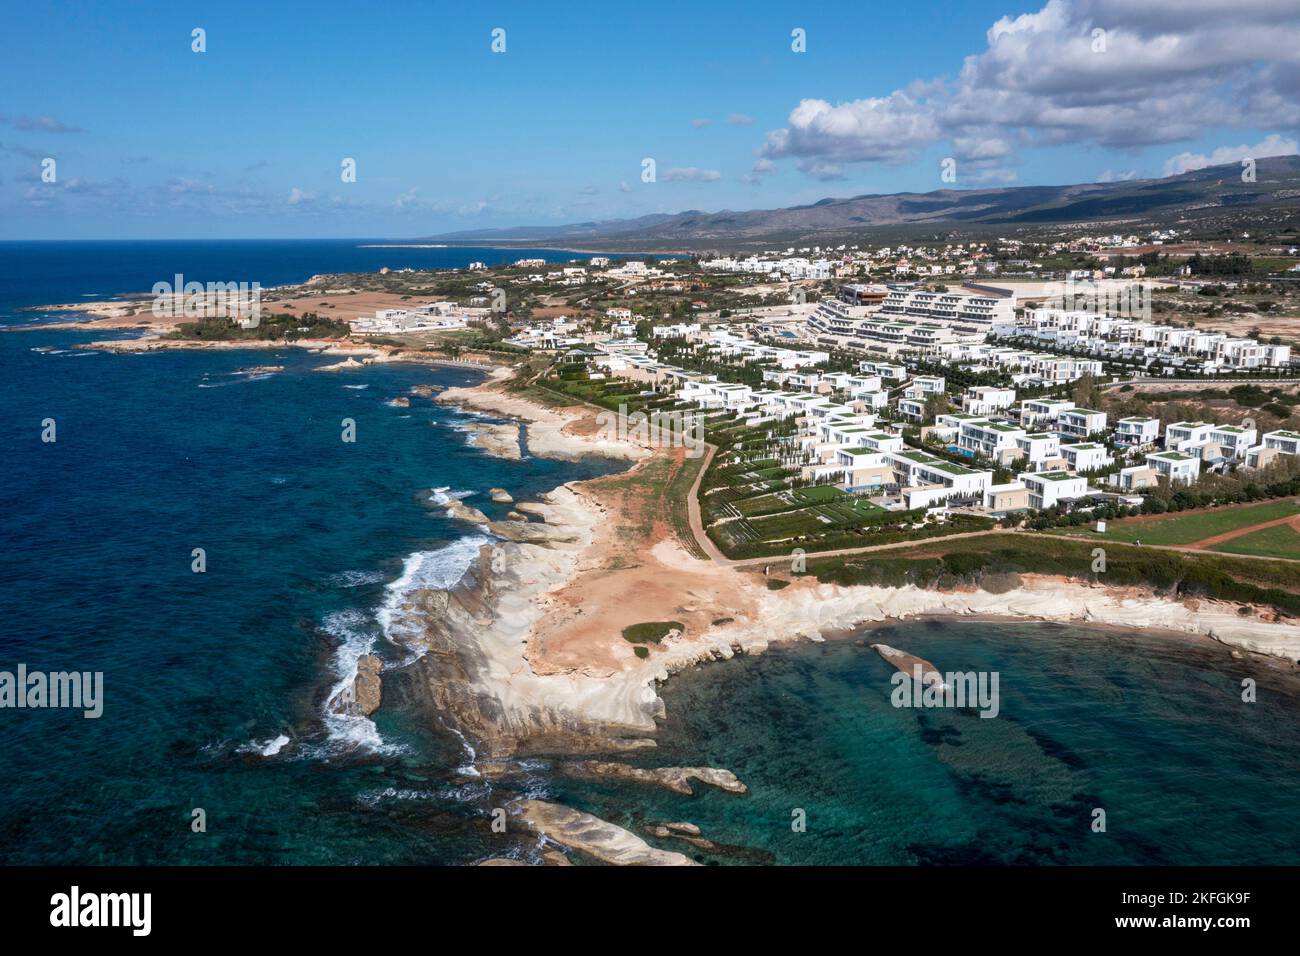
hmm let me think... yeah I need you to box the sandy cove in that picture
[396,371,1300,761]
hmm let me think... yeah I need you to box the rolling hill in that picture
[427,156,1300,251]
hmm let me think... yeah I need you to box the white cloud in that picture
[286,187,317,205]
[1096,168,1138,182]
[726,113,755,126]
[661,167,722,182]
[0,114,85,133]
[691,118,712,129]
[1162,134,1299,176]
[760,0,1300,181]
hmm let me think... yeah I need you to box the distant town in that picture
[262,231,1297,558]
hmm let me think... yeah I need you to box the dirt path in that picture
[685,444,728,563]
[720,528,1013,569]
[1183,513,1300,550]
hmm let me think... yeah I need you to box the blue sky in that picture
[2,0,1297,238]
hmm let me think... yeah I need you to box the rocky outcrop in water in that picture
[444,499,490,525]
[352,655,383,716]
[559,760,749,796]
[511,799,697,865]
[464,422,522,460]
[870,643,946,690]
[645,821,715,851]
[489,488,513,504]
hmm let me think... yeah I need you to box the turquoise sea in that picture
[2,240,1298,865]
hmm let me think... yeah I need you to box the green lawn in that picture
[1211,523,1300,560]
[1055,499,1300,546]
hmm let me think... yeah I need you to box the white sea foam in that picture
[343,383,369,390]
[356,786,440,807]
[377,535,489,654]
[260,734,290,756]
[427,486,474,506]
[236,734,291,757]
[317,608,394,755]
[311,536,487,757]
[325,569,386,588]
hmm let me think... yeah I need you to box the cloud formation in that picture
[1162,134,1299,176]
[760,0,1300,181]
[661,166,721,182]
[0,114,86,133]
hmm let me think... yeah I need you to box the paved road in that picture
[1100,376,1300,388]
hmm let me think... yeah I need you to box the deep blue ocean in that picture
[2,240,1299,866]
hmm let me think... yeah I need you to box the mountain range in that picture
[429,155,1300,252]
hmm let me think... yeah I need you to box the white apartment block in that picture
[1018,398,1074,428]
[886,449,993,509]
[1016,432,1061,468]
[1022,471,1088,510]
[1057,408,1108,439]
[1115,417,1161,447]
[1060,442,1113,472]
[878,289,1016,328]
[961,386,1016,416]
[958,420,1025,459]
[652,322,701,338]
[897,397,926,424]
[1145,450,1201,484]
[1262,429,1300,456]
[1006,308,1292,370]
[903,376,945,399]
[1206,424,1258,461]
[1164,421,1214,452]
[858,361,908,381]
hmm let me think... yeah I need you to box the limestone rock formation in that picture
[511,799,697,866]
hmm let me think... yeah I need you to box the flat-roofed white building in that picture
[1058,407,1107,439]
[1116,417,1161,447]
[903,375,945,399]
[1016,432,1061,468]
[1060,442,1113,472]
[1207,424,1258,460]
[958,419,1026,459]
[1018,398,1074,429]
[961,386,1017,416]
[1111,465,1159,491]
[1146,450,1201,484]
[1262,429,1300,456]
[886,449,993,508]
[858,360,907,381]
[1165,421,1214,452]
[1022,471,1088,510]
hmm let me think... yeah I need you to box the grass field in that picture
[1210,522,1300,560]
[1054,498,1300,547]
[803,532,1300,615]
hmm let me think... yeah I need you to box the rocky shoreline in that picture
[408,382,1300,740]
[371,368,1300,864]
